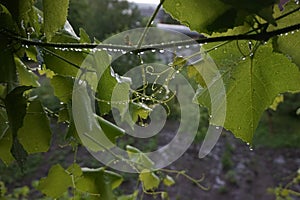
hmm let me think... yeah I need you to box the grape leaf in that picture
[18,100,52,154]
[50,75,74,103]
[38,164,72,198]
[163,0,277,34]
[43,32,85,77]
[43,0,69,40]
[76,167,123,200]
[163,0,232,34]
[4,86,32,166]
[15,57,39,87]
[197,42,300,143]
[271,3,300,67]
[139,169,160,191]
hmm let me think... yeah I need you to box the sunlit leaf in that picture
[269,94,284,111]
[139,169,160,191]
[163,175,175,187]
[43,0,69,40]
[197,42,300,143]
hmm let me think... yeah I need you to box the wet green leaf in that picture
[18,100,51,154]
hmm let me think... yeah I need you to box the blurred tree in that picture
[68,0,142,40]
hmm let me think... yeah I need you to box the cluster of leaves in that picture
[0,0,300,199]
[164,0,300,143]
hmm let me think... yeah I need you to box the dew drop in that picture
[246,142,250,146]
[242,57,246,61]
[159,49,165,53]
[151,49,156,53]
[249,147,253,151]
[176,70,180,74]
[185,45,190,49]
[60,102,64,105]
[216,126,220,130]
[177,46,182,49]
[107,102,111,105]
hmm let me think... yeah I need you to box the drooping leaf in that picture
[15,57,39,87]
[4,86,32,137]
[50,75,74,103]
[4,86,32,166]
[197,42,300,143]
[43,0,69,40]
[38,164,72,198]
[72,82,118,152]
[76,167,123,200]
[139,169,160,191]
[18,100,52,154]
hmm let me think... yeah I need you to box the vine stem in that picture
[137,0,165,49]
[1,23,300,52]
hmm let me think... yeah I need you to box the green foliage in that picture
[197,42,300,143]
[43,0,69,40]
[139,169,160,191]
[38,164,73,198]
[0,0,300,199]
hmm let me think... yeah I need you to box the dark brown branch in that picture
[1,23,300,53]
